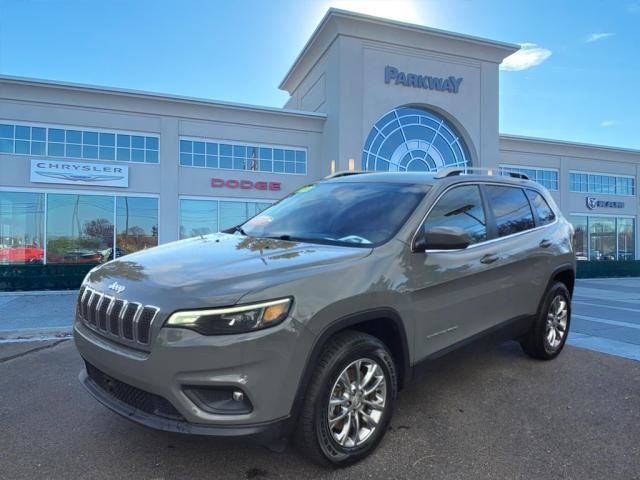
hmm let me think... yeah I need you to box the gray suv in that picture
[74,169,575,466]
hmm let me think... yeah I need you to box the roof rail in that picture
[505,171,529,180]
[434,166,530,181]
[324,170,372,179]
[434,167,466,179]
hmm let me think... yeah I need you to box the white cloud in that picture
[586,32,615,43]
[500,43,552,71]
[601,120,617,128]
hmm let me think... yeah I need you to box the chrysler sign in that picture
[384,65,463,94]
[30,160,129,187]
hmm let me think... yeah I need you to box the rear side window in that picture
[526,189,556,225]
[423,185,487,244]
[484,185,535,237]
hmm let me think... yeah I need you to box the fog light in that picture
[183,386,252,414]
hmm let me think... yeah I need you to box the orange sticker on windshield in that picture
[247,215,272,226]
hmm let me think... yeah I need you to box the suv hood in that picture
[85,233,371,309]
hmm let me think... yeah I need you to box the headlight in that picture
[165,297,292,335]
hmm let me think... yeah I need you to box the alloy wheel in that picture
[545,295,568,351]
[327,358,387,448]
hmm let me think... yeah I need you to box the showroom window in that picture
[0,191,158,265]
[362,106,469,172]
[179,138,307,175]
[0,192,45,264]
[569,215,635,261]
[0,122,159,164]
[46,193,158,263]
[116,197,159,260]
[46,194,115,264]
[569,172,635,196]
[180,198,272,239]
[499,165,559,191]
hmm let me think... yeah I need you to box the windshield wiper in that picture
[226,225,247,236]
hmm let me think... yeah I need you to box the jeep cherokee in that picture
[74,168,575,466]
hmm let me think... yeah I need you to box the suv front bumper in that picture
[74,317,313,439]
[79,365,287,440]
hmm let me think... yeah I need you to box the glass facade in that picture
[0,192,45,264]
[0,122,159,163]
[569,172,635,196]
[179,139,307,174]
[46,194,115,264]
[0,191,157,264]
[362,106,469,172]
[569,215,635,261]
[180,198,272,239]
[115,197,159,260]
[499,165,559,190]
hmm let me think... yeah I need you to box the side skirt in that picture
[414,314,535,366]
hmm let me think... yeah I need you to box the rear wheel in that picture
[520,282,571,360]
[295,330,397,466]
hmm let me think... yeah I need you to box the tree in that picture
[83,218,114,246]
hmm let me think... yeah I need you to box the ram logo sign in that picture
[585,197,624,210]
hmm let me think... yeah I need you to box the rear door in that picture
[481,184,549,322]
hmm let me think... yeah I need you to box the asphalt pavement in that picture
[1,277,639,478]
[1,338,638,479]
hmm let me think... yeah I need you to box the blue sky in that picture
[0,0,638,149]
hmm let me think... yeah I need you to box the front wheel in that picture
[520,282,571,360]
[295,331,397,466]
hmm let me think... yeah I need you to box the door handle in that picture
[480,253,499,264]
[539,239,553,248]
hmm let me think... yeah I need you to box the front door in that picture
[408,184,506,361]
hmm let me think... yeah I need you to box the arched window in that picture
[362,106,470,172]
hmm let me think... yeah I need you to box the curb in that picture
[0,290,78,297]
[0,326,73,342]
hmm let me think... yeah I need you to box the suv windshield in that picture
[239,181,429,247]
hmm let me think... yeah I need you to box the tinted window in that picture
[241,182,429,247]
[485,186,534,237]
[526,190,555,225]
[423,185,487,244]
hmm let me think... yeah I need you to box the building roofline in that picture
[499,133,640,156]
[279,8,520,91]
[0,74,327,120]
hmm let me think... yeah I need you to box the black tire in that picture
[520,282,571,360]
[295,330,397,467]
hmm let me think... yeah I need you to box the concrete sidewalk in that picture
[1,278,640,363]
[0,290,76,340]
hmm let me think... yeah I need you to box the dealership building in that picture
[1,8,638,269]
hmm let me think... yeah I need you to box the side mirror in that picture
[413,226,471,252]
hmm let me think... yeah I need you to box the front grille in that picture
[85,361,183,421]
[78,287,159,346]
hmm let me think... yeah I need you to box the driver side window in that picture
[423,185,487,244]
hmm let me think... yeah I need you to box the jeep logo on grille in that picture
[108,281,126,294]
